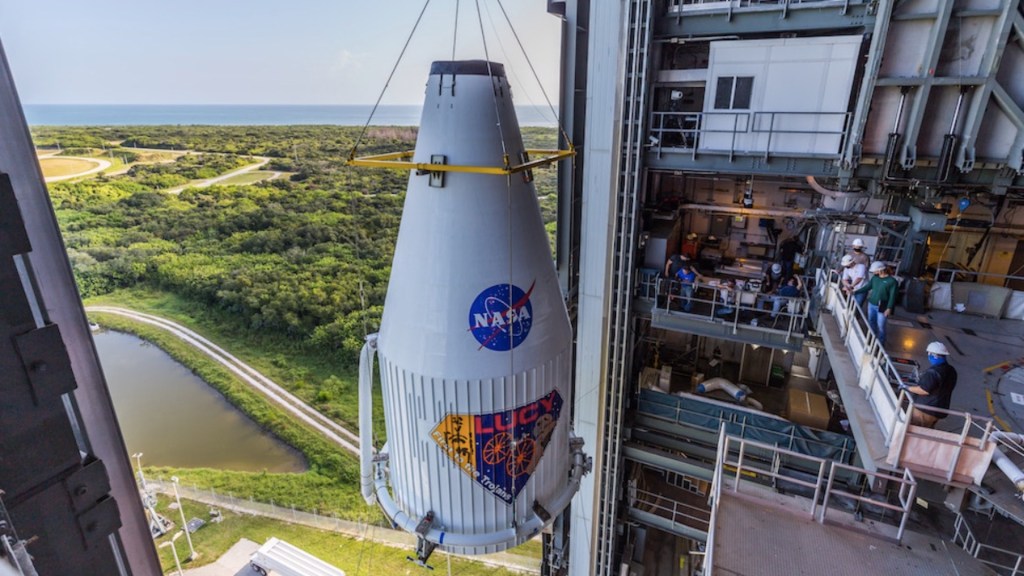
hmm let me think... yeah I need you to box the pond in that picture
[96,330,307,473]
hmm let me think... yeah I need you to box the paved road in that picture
[42,156,113,182]
[86,307,361,456]
[166,156,271,194]
[180,538,259,576]
[36,145,272,190]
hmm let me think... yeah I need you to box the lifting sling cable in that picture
[495,0,574,150]
[348,0,433,162]
[452,0,460,61]
[350,1,574,174]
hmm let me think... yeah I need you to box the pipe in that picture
[883,87,911,179]
[359,334,378,504]
[372,437,590,549]
[696,377,747,401]
[991,431,1024,443]
[991,448,1024,493]
[676,203,804,218]
[937,87,970,182]
[804,176,867,200]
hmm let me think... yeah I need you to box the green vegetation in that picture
[154,495,529,575]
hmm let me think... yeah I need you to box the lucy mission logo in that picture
[468,282,535,351]
[431,390,563,505]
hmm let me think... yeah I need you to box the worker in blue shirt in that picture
[899,341,957,428]
[674,262,706,312]
[851,261,898,346]
[771,275,803,319]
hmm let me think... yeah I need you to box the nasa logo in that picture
[468,281,535,351]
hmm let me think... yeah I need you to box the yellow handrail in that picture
[347,147,575,175]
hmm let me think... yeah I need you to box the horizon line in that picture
[24,102,558,107]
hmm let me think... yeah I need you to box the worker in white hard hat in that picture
[759,262,787,311]
[849,237,870,268]
[851,261,898,346]
[899,341,958,428]
[840,254,867,307]
[763,262,784,290]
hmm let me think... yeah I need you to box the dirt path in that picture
[42,156,112,182]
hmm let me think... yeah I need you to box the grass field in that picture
[218,170,275,185]
[39,156,100,177]
[155,496,529,575]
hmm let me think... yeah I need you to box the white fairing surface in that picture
[376,61,573,554]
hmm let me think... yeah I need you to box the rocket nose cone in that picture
[430,60,506,78]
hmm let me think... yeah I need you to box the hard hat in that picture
[841,255,854,266]
[926,341,950,356]
[869,261,886,273]
[686,232,697,240]
[771,263,782,274]
[852,238,865,248]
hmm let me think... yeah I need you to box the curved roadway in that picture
[86,306,361,457]
[43,156,113,182]
[165,156,271,194]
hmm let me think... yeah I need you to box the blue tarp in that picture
[637,389,856,464]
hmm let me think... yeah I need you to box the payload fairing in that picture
[358,61,588,560]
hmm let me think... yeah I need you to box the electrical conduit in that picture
[359,334,378,504]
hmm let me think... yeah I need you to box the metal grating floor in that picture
[711,491,995,576]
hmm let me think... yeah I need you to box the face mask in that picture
[928,355,945,366]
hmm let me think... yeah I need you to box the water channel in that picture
[96,330,307,472]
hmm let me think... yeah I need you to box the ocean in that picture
[23,104,559,127]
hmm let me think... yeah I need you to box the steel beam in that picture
[656,2,873,38]
[993,83,1024,173]
[0,40,161,575]
[956,0,1022,173]
[842,0,896,172]
[899,0,956,169]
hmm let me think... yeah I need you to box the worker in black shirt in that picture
[778,235,804,278]
[665,253,690,278]
[899,341,957,428]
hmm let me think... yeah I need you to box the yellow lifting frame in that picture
[347,147,575,175]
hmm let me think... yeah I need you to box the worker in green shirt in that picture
[849,261,898,346]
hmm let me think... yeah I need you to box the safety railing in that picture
[628,485,711,533]
[714,429,918,540]
[649,111,749,160]
[667,0,854,12]
[649,110,853,160]
[817,267,997,484]
[751,111,851,161]
[953,512,1024,576]
[654,276,809,342]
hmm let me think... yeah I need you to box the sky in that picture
[0,0,562,106]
